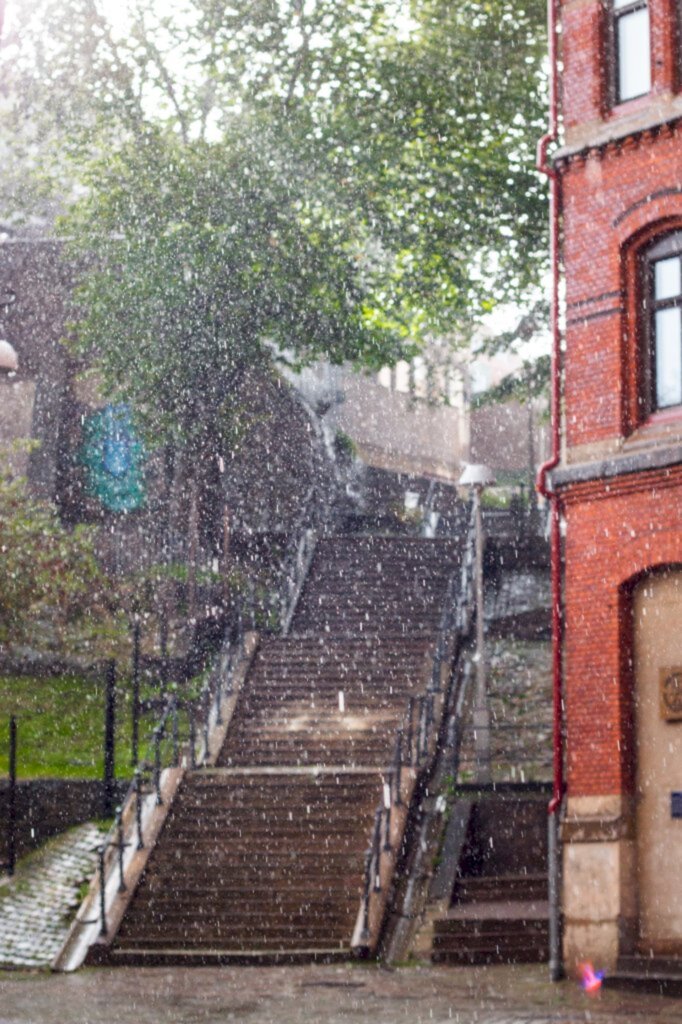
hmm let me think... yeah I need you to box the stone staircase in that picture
[291,536,457,635]
[98,535,462,964]
[431,788,550,966]
[216,634,433,768]
[112,769,381,962]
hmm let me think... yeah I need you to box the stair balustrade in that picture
[278,485,326,635]
[54,628,253,969]
[352,510,477,958]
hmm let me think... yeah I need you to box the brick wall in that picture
[561,0,680,138]
[560,126,682,449]
[557,0,682,804]
[561,467,682,797]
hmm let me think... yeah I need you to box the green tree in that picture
[2,0,547,321]
[0,0,549,632]
[0,446,119,651]
[63,124,416,454]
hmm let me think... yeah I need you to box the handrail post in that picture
[131,618,141,768]
[134,769,144,850]
[372,808,382,891]
[202,685,210,761]
[383,799,392,853]
[103,660,116,819]
[7,715,17,877]
[426,692,434,751]
[98,845,107,936]
[359,848,372,943]
[214,664,223,726]
[189,704,197,769]
[225,648,234,698]
[247,580,256,630]
[236,595,244,654]
[393,729,403,807]
[153,727,163,806]
[406,696,415,766]
[417,695,427,763]
[115,806,126,893]
[172,695,179,767]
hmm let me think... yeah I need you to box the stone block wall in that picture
[0,778,127,864]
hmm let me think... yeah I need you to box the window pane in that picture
[655,307,682,408]
[655,257,682,300]
[618,7,651,102]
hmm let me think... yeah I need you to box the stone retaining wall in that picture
[0,778,127,864]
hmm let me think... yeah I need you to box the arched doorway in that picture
[634,568,682,953]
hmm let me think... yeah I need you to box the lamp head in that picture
[0,340,18,375]
[458,463,496,489]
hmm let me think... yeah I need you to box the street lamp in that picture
[459,463,496,783]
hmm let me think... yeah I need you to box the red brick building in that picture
[544,0,682,973]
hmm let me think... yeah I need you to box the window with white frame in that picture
[644,233,682,412]
[614,0,651,103]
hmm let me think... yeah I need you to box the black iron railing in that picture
[90,627,244,939]
[70,486,326,949]
[278,485,327,635]
[353,508,477,954]
[2,715,17,877]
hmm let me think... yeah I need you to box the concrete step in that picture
[453,874,548,904]
[108,946,352,965]
[604,955,682,995]
[431,897,549,965]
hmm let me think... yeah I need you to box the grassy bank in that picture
[0,674,154,779]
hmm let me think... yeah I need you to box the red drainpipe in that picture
[535,0,564,818]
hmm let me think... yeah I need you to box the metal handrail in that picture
[91,630,240,938]
[353,511,477,955]
[278,484,327,635]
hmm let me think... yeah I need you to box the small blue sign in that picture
[81,403,145,513]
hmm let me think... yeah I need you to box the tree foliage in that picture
[473,354,550,408]
[1,0,549,449]
[65,125,416,450]
[474,299,550,408]
[0,446,117,649]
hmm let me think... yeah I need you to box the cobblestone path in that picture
[0,823,104,969]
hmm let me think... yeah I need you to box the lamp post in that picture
[459,463,496,783]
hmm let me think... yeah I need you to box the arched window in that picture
[642,232,682,413]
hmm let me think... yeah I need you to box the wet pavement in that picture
[0,963,680,1024]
